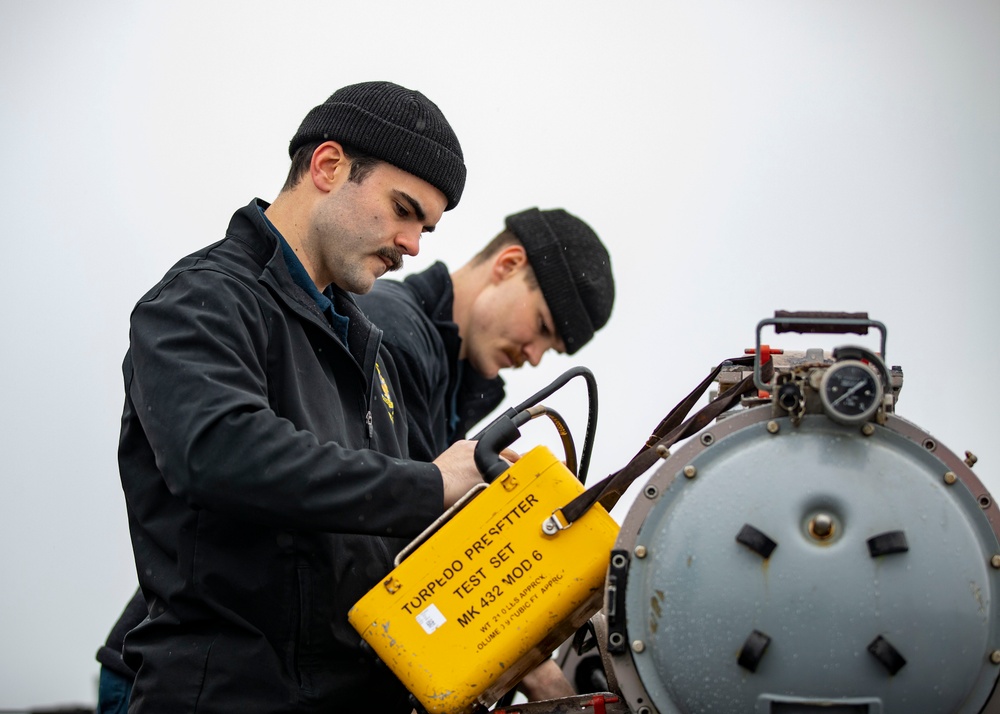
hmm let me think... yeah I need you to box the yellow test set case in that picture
[348,445,619,714]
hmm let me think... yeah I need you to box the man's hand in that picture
[517,658,576,701]
[499,447,521,465]
[433,440,486,508]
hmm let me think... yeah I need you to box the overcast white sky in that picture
[2,0,998,707]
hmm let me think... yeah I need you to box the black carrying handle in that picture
[772,310,872,334]
[754,311,887,392]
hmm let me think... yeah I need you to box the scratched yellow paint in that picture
[349,446,619,714]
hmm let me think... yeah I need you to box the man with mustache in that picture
[105,81,487,714]
[354,207,615,702]
[99,206,615,710]
[357,207,614,465]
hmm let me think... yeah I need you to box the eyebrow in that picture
[396,191,435,233]
[542,310,565,352]
[546,313,566,353]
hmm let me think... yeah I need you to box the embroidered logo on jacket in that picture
[375,361,395,423]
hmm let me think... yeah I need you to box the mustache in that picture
[504,348,525,369]
[376,247,403,272]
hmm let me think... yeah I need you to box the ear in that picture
[310,141,351,192]
[490,244,529,283]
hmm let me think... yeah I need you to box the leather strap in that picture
[556,355,771,526]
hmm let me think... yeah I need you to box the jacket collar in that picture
[228,199,383,386]
[402,262,461,361]
[402,262,506,440]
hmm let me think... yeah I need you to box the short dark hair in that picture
[470,228,519,265]
[280,141,382,193]
[469,229,539,289]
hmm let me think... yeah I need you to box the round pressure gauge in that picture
[819,360,883,425]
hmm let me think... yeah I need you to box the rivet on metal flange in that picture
[632,640,646,653]
[766,421,780,434]
[944,471,957,485]
[991,650,1000,665]
[634,545,648,559]
[991,555,1000,569]
[861,423,875,437]
[683,465,697,479]
[656,445,670,459]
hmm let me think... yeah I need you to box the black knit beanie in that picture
[288,81,466,210]
[505,208,615,355]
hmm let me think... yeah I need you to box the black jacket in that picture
[119,199,442,713]
[96,262,505,702]
[356,262,506,461]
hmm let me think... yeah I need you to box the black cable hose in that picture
[472,366,598,484]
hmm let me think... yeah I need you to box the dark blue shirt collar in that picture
[258,205,349,344]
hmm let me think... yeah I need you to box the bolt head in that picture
[767,421,780,434]
[632,640,646,653]
[991,650,1000,665]
[810,514,834,539]
[634,545,648,559]
[683,465,697,479]
[944,471,957,485]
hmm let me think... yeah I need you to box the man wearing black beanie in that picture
[353,208,615,703]
[97,204,614,711]
[357,207,615,465]
[107,82,488,714]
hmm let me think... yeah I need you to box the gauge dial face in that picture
[820,361,882,424]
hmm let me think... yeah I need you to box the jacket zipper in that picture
[365,410,373,442]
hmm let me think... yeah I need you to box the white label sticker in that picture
[416,604,446,634]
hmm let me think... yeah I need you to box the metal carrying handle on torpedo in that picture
[548,312,888,533]
[472,366,599,483]
[753,310,888,392]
